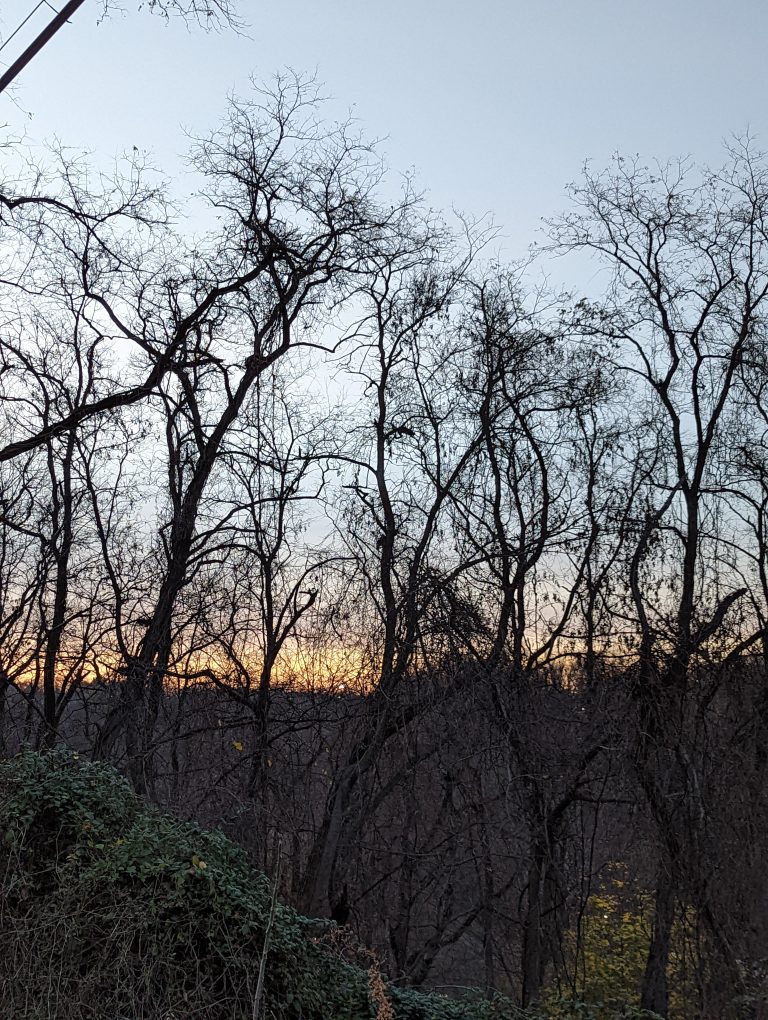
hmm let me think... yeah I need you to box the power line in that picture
[0,2,58,56]
[0,0,87,96]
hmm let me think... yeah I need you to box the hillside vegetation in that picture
[0,749,655,1020]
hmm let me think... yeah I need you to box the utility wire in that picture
[0,1,59,56]
[0,0,87,96]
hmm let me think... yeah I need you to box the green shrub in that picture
[548,865,695,1020]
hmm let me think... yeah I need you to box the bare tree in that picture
[550,143,768,1016]
[88,75,422,792]
[299,223,495,920]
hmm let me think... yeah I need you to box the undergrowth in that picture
[0,749,657,1019]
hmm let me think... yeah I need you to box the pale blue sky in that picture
[2,0,767,269]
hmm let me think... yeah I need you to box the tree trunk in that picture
[40,430,75,751]
[521,842,549,1007]
[640,863,675,1017]
[301,763,359,918]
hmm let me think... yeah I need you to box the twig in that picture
[252,836,282,1020]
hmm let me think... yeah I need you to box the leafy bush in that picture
[550,865,695,1020]
[0,750,657,1020]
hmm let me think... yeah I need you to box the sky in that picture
[2,0,768,278]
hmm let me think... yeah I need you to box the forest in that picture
[1,72,768,1018]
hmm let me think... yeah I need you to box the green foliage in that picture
[0,750,660,1020]
[566,880,650,1010]
[541,996,658,1020]
[548,865,694,1020]
[0,749,358,1019]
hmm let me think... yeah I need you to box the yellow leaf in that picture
[232,740,244,752]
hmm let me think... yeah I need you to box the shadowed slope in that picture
[0,749,525,1020]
